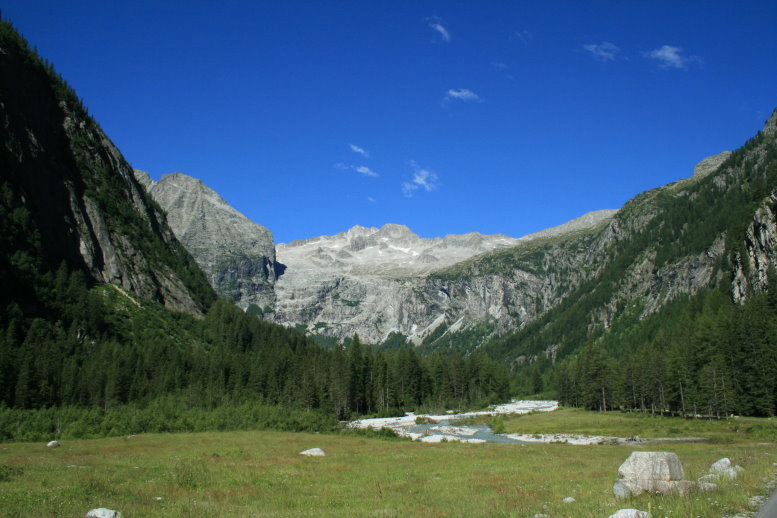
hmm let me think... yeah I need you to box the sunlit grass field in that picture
[1,409,775,517]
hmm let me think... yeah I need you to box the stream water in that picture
[394,420,523,444]
[349,400,562,444]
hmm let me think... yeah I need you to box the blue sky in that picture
[4,2,776,243]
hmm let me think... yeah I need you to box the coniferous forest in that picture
[0,264,511,441]
[490,121,777,418]
[554,285,777,418]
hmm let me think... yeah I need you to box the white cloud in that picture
[444,88,481,103]
[349,144,369,158]
[335,162,379,177]
[429,21,450,42]
[402,162,439,197]
[644,45,697,69]
[367,196,376,203]
[583,42,620,62]
[511,29,532,46]
[492,61,509,70]
[355,165,378,177]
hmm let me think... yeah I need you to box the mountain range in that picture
[137,133,775,357]
[138,169,621,344]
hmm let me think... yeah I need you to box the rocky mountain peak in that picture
[693,151,732,178]
[135,170,278,309]
[376,223,418,239]
[345,225,377,237]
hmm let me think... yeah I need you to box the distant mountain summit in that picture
[134,171,278,309]
[269,211,618,344]
[133,163,621,343]
[277,223,523,277]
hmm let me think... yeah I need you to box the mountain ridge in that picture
[134,170,278,309]
[0,21,214,317]
[139,137,771,348]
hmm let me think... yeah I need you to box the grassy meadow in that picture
[1,409,776,517]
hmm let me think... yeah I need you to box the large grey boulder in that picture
[613,452,694,498]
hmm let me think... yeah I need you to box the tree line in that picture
[0,262,511,439]
[553,284,777,417]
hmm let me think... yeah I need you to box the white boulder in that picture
[710,457,732,472]
[46,440,60,448]
[86,509,122,518]
[618,451,685,480]
[613,451,693,497]
[562,496,575,503]
[609,510,651,518]
[709,457,742,480]
[300,447,326,457]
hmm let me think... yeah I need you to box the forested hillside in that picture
[486,111,777,416]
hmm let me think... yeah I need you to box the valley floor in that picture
[1,409,776,517]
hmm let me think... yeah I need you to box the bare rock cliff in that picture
[271,212,616,344]
[135,171,278,309]
[0,27,213,316]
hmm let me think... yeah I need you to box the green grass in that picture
[477,407,777,443]
[0,410,775,517]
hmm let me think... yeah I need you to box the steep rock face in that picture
[0,24,213,316]
[271,212,616,344]
[719,110,777,304]
[136,171,278,309]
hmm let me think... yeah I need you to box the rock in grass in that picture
[697,482,718,492]
[300,448,326,457]
[86,509,122,518]
[562,496,575,503]
[46,440,60,448]
[613,479,632,499]
[709,457,742,479]
[608,510,651,518]
[618,451,684,481]
[698,473,718,483]
[613,451,692,497]
[710,458,732,472]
